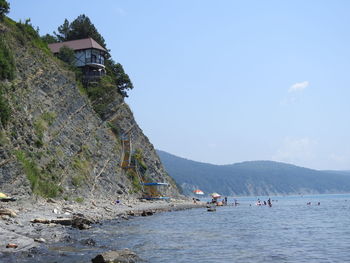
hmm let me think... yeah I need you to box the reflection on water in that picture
[6,194,350,263]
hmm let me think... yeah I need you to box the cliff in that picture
[0,18,180,201]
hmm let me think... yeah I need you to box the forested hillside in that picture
[157,150,350,196]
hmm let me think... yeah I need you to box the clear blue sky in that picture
[8,0,350,170]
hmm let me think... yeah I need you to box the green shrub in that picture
[75,197,84,203]
[127,169,142,193]
[133,149,147,170]
[57,46,75,66]
[107,122,120,136]
[33,112,56,147]
[0,0,10,19]
[0,38,15,80]
[41,111,56,125]
[0,131,8,146]
[72,157,91,176]
[0,84,11,126]
[72,175,85,187]
[15,150,61,198]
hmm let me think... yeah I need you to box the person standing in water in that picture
[267,198,272,207]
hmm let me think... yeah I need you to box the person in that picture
[256,199,261,206]
[267,198,272,207]
[263,201,267,206]
[224,197,228,205]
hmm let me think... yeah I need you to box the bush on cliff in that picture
[0,0,10,19]
[57,45,75,66]
[15,150,62,198]
[0,37,15,80]
[0,84,11,127]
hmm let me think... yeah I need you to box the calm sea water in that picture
[6,194,350,263]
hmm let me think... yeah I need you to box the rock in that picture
[50,218,73,226]
[81,238,96,246]
[141,210,154,217]
[72,215,94,230]
[127,211,135,216]
[34,238,46,243]
[47,198,57,203]
[0,208,17,217]
[104,207,112,212]
[91,249,141,263]
[62,207,74,213]
[53,208,59,214]
[31,218,50,224]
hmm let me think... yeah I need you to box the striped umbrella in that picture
[193,189,204,195]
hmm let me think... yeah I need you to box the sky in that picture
[7,0,350,170]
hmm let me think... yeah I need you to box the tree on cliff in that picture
[57,46,75,66]
[0,0,10,19]
[41,34,57,44]
[55,15,106,49]
[105,60,134,97]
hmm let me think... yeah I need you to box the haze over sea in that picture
[14,194,350,263]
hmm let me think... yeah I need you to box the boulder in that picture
[0,208,17,217]
[91,249,141,263]
[141,210,154,216]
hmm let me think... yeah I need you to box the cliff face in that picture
[0,19,180,200]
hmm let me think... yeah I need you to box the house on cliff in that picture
[48,37,107,82]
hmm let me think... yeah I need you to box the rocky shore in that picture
[0,196,206,262]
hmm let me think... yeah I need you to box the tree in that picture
[57,46,75,66]
[106,60,134,97]
[0,0,10,19]
[54,15,106,48]
[54,19,70,42]
[41,34,57,44]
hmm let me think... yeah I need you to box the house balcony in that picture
[85,57,105,69]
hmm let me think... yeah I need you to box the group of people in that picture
[256,198,272,207]
[307,202,320,205]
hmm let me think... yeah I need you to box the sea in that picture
[4,194,350,263]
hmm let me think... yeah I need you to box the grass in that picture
[0,131,8,146]
[75,197,84,203]
[133,149,148,171]
[127,169,142,193]
[15,150,61,198]
[72,175,85,187]
[0,36,15,81]
[107,122,120,137]
[33,111,56,147]
[72,157,91,177]
[0,84,11,127]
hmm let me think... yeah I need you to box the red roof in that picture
[48,38,107,53]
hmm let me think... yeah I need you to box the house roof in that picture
[48,38,107,53]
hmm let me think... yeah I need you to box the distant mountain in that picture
[157,150,350,196]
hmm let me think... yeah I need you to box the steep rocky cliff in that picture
[0,19,180,201]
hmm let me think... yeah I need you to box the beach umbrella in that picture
[211,192,221,198]
[193,189,204,195]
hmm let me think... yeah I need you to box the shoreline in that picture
[0,195,206,257]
